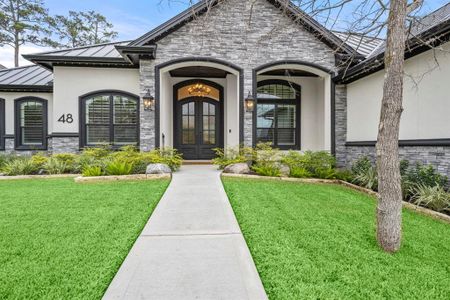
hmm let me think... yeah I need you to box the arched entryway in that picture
[173,79,224,160]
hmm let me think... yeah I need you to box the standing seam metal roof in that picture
[0,65,53,87]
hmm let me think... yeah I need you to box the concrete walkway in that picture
[103,165,268,300]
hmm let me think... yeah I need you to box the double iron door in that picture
[175,97,222,160]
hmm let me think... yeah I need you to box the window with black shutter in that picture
[15,97,47,150]
[80,91,139,148]
[256,80,301,150]
[0,98,4,150]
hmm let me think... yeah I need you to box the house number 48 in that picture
[58,114,74,124]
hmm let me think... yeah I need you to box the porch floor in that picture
[103,165,267,300]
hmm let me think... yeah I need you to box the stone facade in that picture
[334,85,450,178]
[51,137,79,154]
[139,0,336,149]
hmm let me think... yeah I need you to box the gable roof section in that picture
[22,41,135,70]
[337,3,450,84]
[0,65,53,92]
[333,31,384,58]
[129,0,356,55]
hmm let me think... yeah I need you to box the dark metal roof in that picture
[0,64,6,70]
[333,31,384,57]
[336,3,450,84]
[0,64,53,92]
[129,0,356,55]
[27,41,129,59]
[22,41,134,70]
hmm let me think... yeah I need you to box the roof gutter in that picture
[0,84,53,92]
[22,55,134,70]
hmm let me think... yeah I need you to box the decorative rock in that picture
[146,163,172,175]
[223,163,250,174]
[278,164,291,177]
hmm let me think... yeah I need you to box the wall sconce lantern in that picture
[143,89,155,111]
[245,91,255,112]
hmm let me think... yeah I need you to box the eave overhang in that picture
[115,45,157,65]
[0,84,53,92]
[22,55,135,70]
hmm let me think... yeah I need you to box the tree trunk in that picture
[14,40,19,67]
[376,0,408,253]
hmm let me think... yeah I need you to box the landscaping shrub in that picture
[80,146,111,159]
[351,156,378,191]
[155,148,183,171]
[105,160,133,176]
[30,153,49,171]
[411,184,450,213]
[334,169,355,182]
[402,163,448,199]
[1,158,37,176]
[44,158,68,175]
[212,146,254,169]
[251,143,281,177]
[289,166,312,178]
[282,150,336,179]
[53,153,77,173]
[82,166,103,177]
[0,154,15,170]
[252,164,281,177]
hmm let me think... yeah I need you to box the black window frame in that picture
[79,90,140,149]
[0,98,4,150]
[256,79,301,150]
[14,97,48,151]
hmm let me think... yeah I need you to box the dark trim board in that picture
[79,90,140,149]
[50,133,80,138]
[14,96,48,151]
[154,57,244,147]
[346,139,450,147]
[0,85,53,93]
[0,98,4,150]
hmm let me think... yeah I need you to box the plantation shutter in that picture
[83,92,139,147]
[20,100,44,146]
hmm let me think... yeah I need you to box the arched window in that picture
[0,98,4,150]
[80,91,139,148]
[256,80,301,149]
[15,97,48,150]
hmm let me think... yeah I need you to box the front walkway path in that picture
[103,165,268,300]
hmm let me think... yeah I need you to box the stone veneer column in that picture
[140,60,156,151]
[243,69,253,147]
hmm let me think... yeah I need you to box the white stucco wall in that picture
[52,67,140,134]
[258,75,326,151]
[0,92,53,135]
[347,42,450,141]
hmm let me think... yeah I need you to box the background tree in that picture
[0,0,53,67]
[48,11,118,48]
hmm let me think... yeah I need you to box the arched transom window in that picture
[81,91,139,147]
[256,80,301,149]
[177,83,220,101]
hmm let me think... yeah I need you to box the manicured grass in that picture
[222,178,450,300]
[0,178,169,299]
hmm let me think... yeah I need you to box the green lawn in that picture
[222,177,450,300]
[0,178,169,299]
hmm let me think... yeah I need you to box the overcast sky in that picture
[0,0,448,68]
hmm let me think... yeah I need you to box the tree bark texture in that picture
[376,0,408,253]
